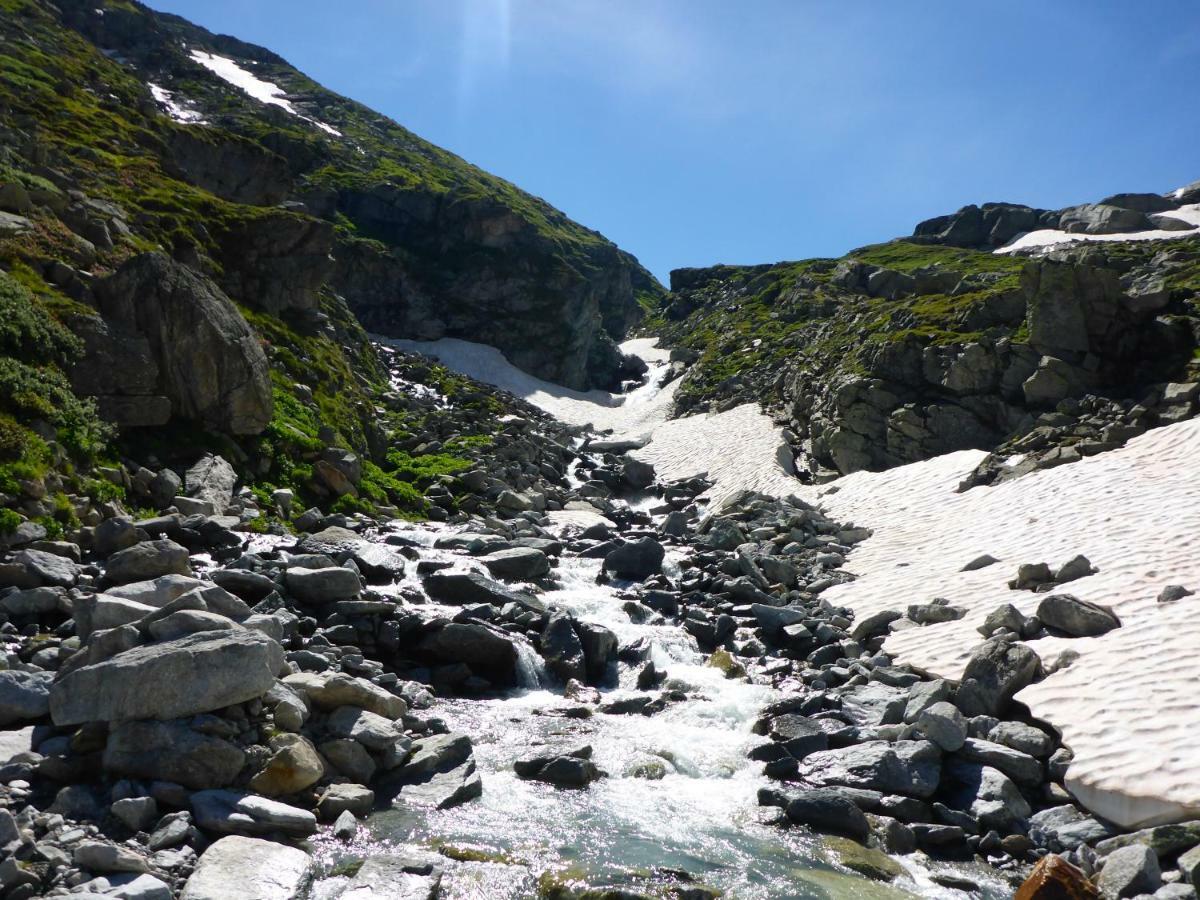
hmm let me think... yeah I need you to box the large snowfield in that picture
[398,334,1200,830]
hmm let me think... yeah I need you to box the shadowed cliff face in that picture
[45,0,661,391]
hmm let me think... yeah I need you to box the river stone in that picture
[339,852,443,900]
[1036,594,1121,637]
[111,797,158,832]
[955,638,1041,717]
[955,737,1043,788]
[284,566,360,604]
[249,734,324,796]
[282,672,406,718]
[74,840,151,873]
[577,621,617,685]
[0,669,52,727]
[51,630,284,725]
[1095,821,1200,858]
[317,784,375,820]
[1097,844,1161,898]
[603,538,665,579]
[1029,805,1116,852]
[785,789,871,839]
[798,740,941,799]
[417,622,518,675]
[989,721,1053,758]
[104,540,191,585]
[103,720,245,789]
[326,705,409,756]
[822,835,905,882]
[422,571,545,613]
[209,569,276,603]
[320,739,377,784]
[540,613,585,684]
[180,835,312,900]
[480,547,550,581]
[191,790,317,837]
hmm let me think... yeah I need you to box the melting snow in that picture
[995,203,1200,254]
[187,49,342,137]
[147,82,206,124]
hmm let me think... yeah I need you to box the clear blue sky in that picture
[147,1,1200,284]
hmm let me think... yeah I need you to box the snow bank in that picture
[188,49,341,137]
[801,419,1200,828]
[995,203,1200,254]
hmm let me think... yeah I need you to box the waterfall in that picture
[513,637,548,689]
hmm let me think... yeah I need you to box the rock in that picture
[515,748,601,788]
[111,797,159,832]
[180,835,312,900]
[108,575,250,619]
[282,672,406,719]
[326,705,409,756]
[1015,854,1099,900]
[942,760,1031,831]
[112,873,173,900]
[284,566,361,604]
[917,701,967,752]
[1157,585,1194,604]
[577,622,617,685]
[956,737,1043,787]
[703,519,747,551]
[784,789,870,840]
[822,835,905,882]
[978,603,1028,637]
[104,720,245,789]
[191,790,317,837]
[418,622,517,676]
[0,670,52,726]
[850,609,903,642]
[955,638,1042,717]
[481,547,550,581]
[1059,204,1152,235]
[1178,843,1200,884]
[74,840,151,873]
[339,852,443,900]
[4,548,80,588]
[422,571,544,613]
[378,733,481,811]
[1037,594,1120,637]
[603,538,665,579]
[1054,555,1096,584]
[1030,805,1116,853]
[319,739,376,784]
[962,554,1000,572]
[148,610,238,642]
[798,740,942,798]
[93,517,145,556]
[0,585,66,618]
[105,540,192,585]
[317,783,375,820]
[249,735,325,796]
[149,469,182,510]
[51,630,284,725]
[540,613,586,684]
[1095,821,1200,858]
[622,455,656,489]
[990,721,1053,758]
[1096,845,1161,899]
[333,809,358,840]
[87,254,272,435]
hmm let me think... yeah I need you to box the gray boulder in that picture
[103,720,245,789]
[50,630,284,725]
[603,538,665,579]
[1036,594,1120,637]
[422,571,544,613]
[798,740,942,799]
[417,622,517,677]
[1059,204,1152,235]
[191,790,316,837]
[1097,844,1162,899]
[180,836,312,900]
[284,566,361,604]
[185,455,238,514]
[955,638,1041,717]
[942,760,1031,831]
[540,613,585,684]
[785,789,871,840]
[0,670,52,726]
[340,852,443,900]
[105,540,191,585]
[955,737,1043,788]
[4,549,80,588]
[917,701,967,752]
[480,547,550,581]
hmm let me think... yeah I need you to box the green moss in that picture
[0,508,22,534]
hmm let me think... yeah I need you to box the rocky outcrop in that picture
[72,253,272,435]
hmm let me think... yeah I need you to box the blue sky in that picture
[148,1,1200,284]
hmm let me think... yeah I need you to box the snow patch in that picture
[792,419,1200,829]
[147,82,205,124]
[188,49,341,137]
[995,203,1200,254]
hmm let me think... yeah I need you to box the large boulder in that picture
[50,630,284,725]
[785,789,871,840]
[339,852,443,900]
[282,672,406,719]
[422,570,545,613]
[540,613,585,684]
[954,638,1041,717]
[104,539,192,585]
[1059,204,1152,235]
[180,836,313,900]
[103,720,245,789]
[1036,594,1121,638]
[797,740,942,799]
[603,538,665,580]
[0,670,52,726]
[85,253,272,435]
[480,547,550,581]
[284,566,361,604]
[191,790,317,837]
[417,623,518,679]
[185,455,238,514]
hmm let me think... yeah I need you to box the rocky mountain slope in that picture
[648,184,1200,482]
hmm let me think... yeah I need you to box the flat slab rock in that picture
[190,790,317,838]
[50,630,283,725]
[180,835,312,900]
[339,852,443,900]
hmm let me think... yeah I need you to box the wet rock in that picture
[540,613,586,684]
[515,746,601,788]
[1036,594,1120,638]
[179,835,312,900]
[340,852,443,900]
[51,630,284,725]
[603,538,665,579]
[481,547,550,581]
[577,621,617,685]
[822,835,905,882]
[423,571,545,613]
[317,783,374,820]
[419,622,518,678]
[785,789,871,840]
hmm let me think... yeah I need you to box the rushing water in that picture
[308,554,1010,899]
